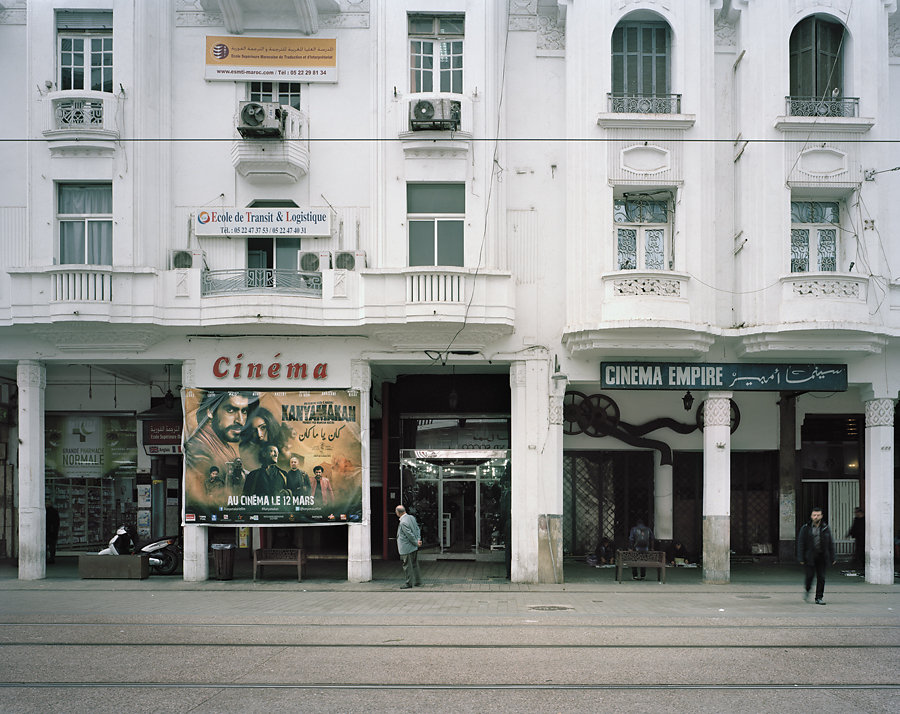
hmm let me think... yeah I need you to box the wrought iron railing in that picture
[607,93,681,114]
[785,96,859,118]
[201,269,322,297]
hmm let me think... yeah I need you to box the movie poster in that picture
[182,388,362,526]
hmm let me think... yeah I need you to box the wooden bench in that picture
[79,554,149,579]
[615,550,666,583]
[253,548,307,582]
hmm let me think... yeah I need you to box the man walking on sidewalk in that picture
[797,507,836,605]
[396,505,422,589]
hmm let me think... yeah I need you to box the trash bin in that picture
[211,543,236,580]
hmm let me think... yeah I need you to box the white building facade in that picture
[0,0,897,585]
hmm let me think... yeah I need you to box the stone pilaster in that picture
[17,360,46,580]
[654,452,674,541]
[864,398,895,585]
[510,355,563,583]
[347,360,372,583]
[702,392,732,584]
[180,359,209,582]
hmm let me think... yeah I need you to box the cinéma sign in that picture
[601,362,848,392]
[194,208,331,237]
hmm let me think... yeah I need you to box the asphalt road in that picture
[1,585,898,713]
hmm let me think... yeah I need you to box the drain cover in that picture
[529,605,573,611]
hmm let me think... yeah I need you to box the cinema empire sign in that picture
[601,362,848,392]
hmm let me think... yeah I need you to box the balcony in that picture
[737,273,887,358]
[202,269,322,297]
[598,94,695,131]
[398,93,473,159]
[42,90,122,156]
[607,93,681,114]
[785,96,858,118]
[231,106,310,183]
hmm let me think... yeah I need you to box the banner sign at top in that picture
[205,36,337,82]
[601,362,848,392]
[194,208,331,236]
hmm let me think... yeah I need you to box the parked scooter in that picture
[98,526,183,575]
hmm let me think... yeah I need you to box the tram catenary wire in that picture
[0,642,898,649]
[1,682,899,691]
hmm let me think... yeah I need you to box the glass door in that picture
[400,450,509,561]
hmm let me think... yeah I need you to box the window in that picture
[409,14,464,94]
[58,184,112,265]
[408,184,464,267]
[790,16,844,101]
[249,82,302,110]
[611,21,671,111]
[57,11,113,92]
[790,201,839,272]
[614,197,669,270]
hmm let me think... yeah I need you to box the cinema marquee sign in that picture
[601,362,848,392]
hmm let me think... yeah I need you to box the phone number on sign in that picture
[218,226,308,235]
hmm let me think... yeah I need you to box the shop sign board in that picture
[143,420,183,456]
[182,388,362,526]
[45,415,138,479]
[193,208,331,237]
[601,362,848,392]
[205,36,337,82]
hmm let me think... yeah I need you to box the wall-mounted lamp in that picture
[682,391,694,411]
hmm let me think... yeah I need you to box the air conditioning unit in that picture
[237,101,284,138]
[409,98,462,131]
[298,251,331,272]
[169,249,205,270]
[333,250,366,271]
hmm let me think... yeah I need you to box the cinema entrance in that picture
[400,450,509,561]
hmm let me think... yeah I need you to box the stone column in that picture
[653,452,673,541]
[702,392,732,584]
[17,360,46,580]
[180,360,209,582]
[510,355,563,583]
[864,398,895,585]
[777,394,798,562]
[347,360,372,582]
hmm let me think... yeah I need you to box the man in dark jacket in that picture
[797,507,836,605]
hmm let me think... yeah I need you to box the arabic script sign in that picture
[601,363,848,392]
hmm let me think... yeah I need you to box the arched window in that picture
[789,16,845,101]
[611,21,672,113]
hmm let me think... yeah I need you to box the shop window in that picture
[58,183,112,265]
[789,16,845,108]
[409,13,464,94]
[610,21,674,113]
[614,195,671,270]
[790,200,840,272]
[249,81,302,110]
[57,10,113,92]
[407,183,464,267]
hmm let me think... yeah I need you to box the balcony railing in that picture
[43,90,121,135]
[785,96,859,118]
[51,266,113,302]
[201,269,322,297]
[406,270,466,303]
[607,93,681,114]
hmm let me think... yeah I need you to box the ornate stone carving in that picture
[319,13,370,29]
[714,14,736,47]
[791,279,860,299]
[27,325,164,352]
[509,15,537,31]
[537,11,565,52]
[865,398,895,427]
[175,12,223,27]
[17,361,46,389]
[890,15,900,57]
[351,360,372,392]
[703,398,733,428]
[549,394,564,425]
[614,278,681,296]
[0,8,26,25]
